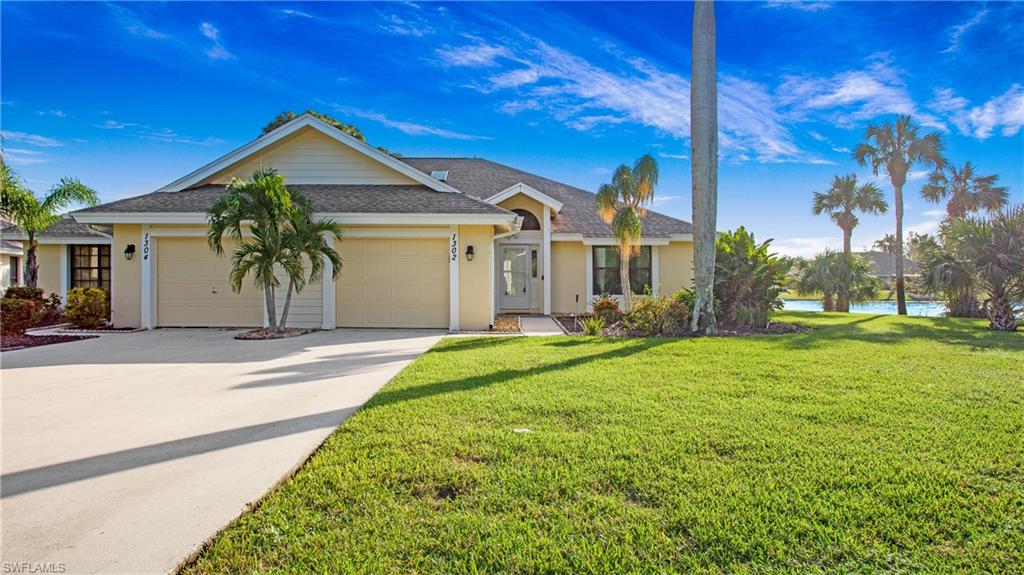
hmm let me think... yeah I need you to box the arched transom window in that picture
[512,208,540,231]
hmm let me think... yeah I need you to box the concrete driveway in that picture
[1,328,443,574]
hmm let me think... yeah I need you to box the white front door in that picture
[500,245,530,309]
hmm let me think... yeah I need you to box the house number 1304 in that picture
[450,233,458,262]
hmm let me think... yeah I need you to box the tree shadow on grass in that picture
[779,314,1023,352]
[363,338,671,410]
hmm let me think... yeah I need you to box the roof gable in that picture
[486,183,564,214]
[158,114,461,193]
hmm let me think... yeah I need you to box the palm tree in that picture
[596,155,659,312]
[690,0,718,334]
[920,161,1008,220]
[0,159,100,288]
[944,205,1024,331]
[207,168,298,332]
[812,174,887,311]
[797,251,880,312]
[854,115,945,314]
[277,196,343,328]
[915,235,981,317]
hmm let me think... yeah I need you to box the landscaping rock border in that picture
[234,328,317,340]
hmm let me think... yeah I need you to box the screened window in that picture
[592,246,652,296]
[10,256,20,285]
[70,245,111,291]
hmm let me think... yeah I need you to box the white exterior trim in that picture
[140,225,154,329]
[342,228,450,238]
[59,246,69,302]
[485,183,564,214]
[448,227,459,331]
[670,233,694,241]
[584,245,593,312]
[542,204,551,315]
[582,237,670,246]
[1,236,112,245]
[551,233,690,245]
[321,232,336,330]
[73,212,517,226]
[157,114,463,194]
[652,246,661,296]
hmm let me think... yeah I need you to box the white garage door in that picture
[156,237,263,327]
[336,238,449,328]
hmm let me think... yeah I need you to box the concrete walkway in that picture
[1,328,443,574]
[519,315,566,336]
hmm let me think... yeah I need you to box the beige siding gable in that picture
[201,127,418,186]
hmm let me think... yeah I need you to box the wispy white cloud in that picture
[907,170,930,182]
[592,167,610,176]
[658,152,689,160]
[777,55,945,130]
[436,43,510,67]
[0,130,62,147]
[930,84,1024,139]
[1,148,49,165]
[331,105,490,140]
[652,194,683,204]
[379,13,432,37]
[773,236,841,258]
[922,209,947,218]
[200,22,234,61]
[943,8,988,54]
[108,4,169,40]
[37,109,67,118]
[280,8,314,19]
[765,1,834,12]
[93,119,140,130]
[442,37,825,165]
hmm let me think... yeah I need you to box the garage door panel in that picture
[336,238,448,328]
[157,238,263,327]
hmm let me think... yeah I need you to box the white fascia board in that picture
[485,183,564,213]
[74,212,518,226]
[156,114,463,194]
[669,233,694,241]
[582,237,670,246]
[0,235,111,245]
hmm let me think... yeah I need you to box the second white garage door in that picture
[336,238,449,328]
[156,237,263,327]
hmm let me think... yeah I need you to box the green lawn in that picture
[185,313,1023,574]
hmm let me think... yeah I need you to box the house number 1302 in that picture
[450,233,458,262]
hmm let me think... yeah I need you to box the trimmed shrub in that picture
[581,316,605,336]
[623,290,690,336]
[592,294,620,324]
[1,299,36,335]
[715,227,790,328]
[38,293,63,325]
[64,288,109,329]
[3,286,44,302]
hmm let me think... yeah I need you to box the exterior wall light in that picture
[124,244,136,261]
[465,245,475,262]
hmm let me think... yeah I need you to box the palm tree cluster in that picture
[1,159,100,288]
[207,168,342,332]
[596,154,659,312]
[794,251,880,312]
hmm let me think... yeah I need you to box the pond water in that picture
[781,299,947,317]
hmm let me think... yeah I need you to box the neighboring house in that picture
[0,217,113,299]
[1,239,25,291]
[854,251,920,286]
[60,113,692,330]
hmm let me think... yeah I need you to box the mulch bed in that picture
[552,314,812,338]
[492,315,521,333]
[1,333,97,351]
[235,327,317,340]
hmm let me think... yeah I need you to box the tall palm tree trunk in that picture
[264,286,278,332]
[837,228,851,312]
[279,281,295,329]
[893,184,908,315]
[619,250,632,312]
[987,287,1016,331]
[25,234,38,288]
[690,0,718,335]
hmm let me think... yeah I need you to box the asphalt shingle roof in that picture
[72,156,692,238]
[1,217,111,239]
[400,157,693,238]
[75,184,513,216]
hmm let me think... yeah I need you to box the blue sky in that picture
[2,1,1022,256]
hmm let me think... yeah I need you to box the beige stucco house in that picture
[5,113,694,330]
